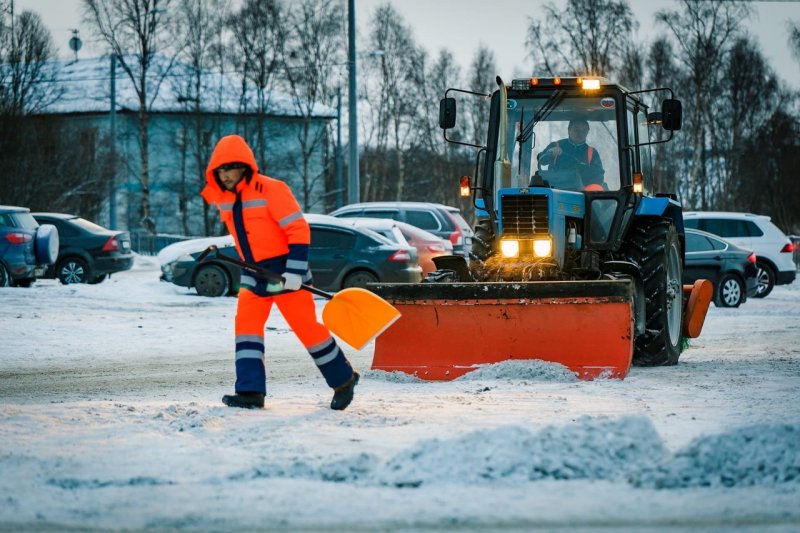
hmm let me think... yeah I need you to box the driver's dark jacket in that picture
[538,139,604,187]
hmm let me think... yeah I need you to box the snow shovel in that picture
[197,246,401,350]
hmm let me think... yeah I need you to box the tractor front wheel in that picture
[471,219,494,261]
[621,218,683,366]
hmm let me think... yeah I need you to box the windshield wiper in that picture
[515,89,565,145]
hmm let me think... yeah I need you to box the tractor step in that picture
[369,280,635,380]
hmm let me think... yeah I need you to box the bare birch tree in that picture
[656,0,750,210]
[281,0,344,211]
[227,0,283,166]
[715,37,780,210]
[0,8,60,115]
[83,0,177,234]
[526,0,637,77]
[467,45,495,147]
[363,4,418,201]
[171,0,230,235]
[644,37,681,195]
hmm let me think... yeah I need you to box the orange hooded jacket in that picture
[201,135,310,275]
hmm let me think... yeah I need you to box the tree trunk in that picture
[139,102,155,234]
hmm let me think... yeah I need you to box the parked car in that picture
[0,205,59,287]
[683,211,796,298]
[329,201,474,258]
[339,217,453,277]
[31,213,133,284]
[683,228,758,308]
[159,214,423,297]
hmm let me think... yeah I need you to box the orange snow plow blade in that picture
[369,280,635,380]
[683,279,713,338]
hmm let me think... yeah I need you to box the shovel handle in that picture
[199,246,333,300]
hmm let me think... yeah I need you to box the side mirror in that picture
[439,97,456,129]
[661,99,682,131]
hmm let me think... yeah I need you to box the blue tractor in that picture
[370,76,711,380]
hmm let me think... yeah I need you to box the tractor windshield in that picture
[499,94,621,195]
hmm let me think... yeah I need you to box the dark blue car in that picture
[0,205,59,287]
[159,214,423,297]
[32,213,134,284]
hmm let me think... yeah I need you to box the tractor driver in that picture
[537,118,605,190]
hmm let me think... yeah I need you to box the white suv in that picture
[683,211,796,297]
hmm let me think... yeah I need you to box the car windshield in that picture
[499,95,621,194]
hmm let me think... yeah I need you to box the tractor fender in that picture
[633,196,687,260]
[475,197,489,218]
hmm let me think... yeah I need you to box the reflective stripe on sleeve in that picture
[278,211,303,228]
[286,259,308,272]
[242,199,268,209]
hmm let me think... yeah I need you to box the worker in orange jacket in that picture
[201,134,359,410]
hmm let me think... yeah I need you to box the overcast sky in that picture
[14,0,800,89]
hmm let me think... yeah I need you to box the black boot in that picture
[222,392,265,409]
[330,372,359,411]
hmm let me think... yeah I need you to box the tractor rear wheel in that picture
[621,218,683,366]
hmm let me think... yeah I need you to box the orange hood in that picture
[201,135,259,204]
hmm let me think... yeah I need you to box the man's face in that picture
[568,122,590,143]
[217,166,246,191]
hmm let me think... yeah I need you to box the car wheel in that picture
[194,264,229,297]
[342,270,378,289]
[88,274,108,284]
[716,274,743,308]
[754,261,775,298]
[0,264,11,287]
[57,258,89,284]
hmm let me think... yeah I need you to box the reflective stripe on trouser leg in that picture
[234,288,273,394]
[274,289,353,388]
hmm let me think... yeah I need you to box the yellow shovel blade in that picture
[321,287,401,350]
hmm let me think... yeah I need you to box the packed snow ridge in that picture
[211,414,799,489]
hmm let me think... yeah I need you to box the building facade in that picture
[36,56,336,236]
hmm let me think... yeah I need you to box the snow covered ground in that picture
[1,255,798,532]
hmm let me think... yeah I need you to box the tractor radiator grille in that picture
[500,194,550,237]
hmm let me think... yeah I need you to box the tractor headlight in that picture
[533,238,552,257]
[500,239,520,258]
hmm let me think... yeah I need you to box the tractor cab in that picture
[440,76,682,263]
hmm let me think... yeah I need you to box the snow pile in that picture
[456,359,578,382]
[376,415,662,487]
[364,360,578,383]
[228,415,666,487]
[633,423,800,489]
[364,369,425,383]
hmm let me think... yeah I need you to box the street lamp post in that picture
[347,0,358,205]
[109,54,117,230]
[335,87,343,209]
